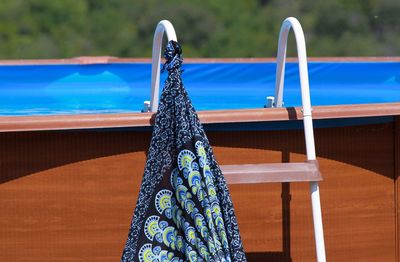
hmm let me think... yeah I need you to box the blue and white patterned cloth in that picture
[121,41,246,262]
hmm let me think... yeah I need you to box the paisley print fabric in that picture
[121,40,246,262]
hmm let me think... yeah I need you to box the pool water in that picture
[0,62,399,116]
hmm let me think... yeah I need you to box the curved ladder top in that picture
[274,17,311,117]
[274,17,316,160]
[150,20,178,112]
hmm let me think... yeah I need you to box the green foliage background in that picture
[0,0,399,59]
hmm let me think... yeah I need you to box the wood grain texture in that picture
[396,116,400,262]
[0,122,396,261]
[1,103,400,132]
[209,123,395,261]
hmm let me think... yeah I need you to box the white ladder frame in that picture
[149,20,177,113]
[273,17,326,262]
[148,18,326,261]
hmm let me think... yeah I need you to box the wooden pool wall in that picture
[0,104,399,261]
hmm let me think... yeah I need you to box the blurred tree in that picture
[0,0,398,58]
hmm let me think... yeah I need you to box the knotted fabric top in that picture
[162,40,183,73]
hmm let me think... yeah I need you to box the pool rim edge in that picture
[0,102,399,132]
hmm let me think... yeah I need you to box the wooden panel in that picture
[0,131,151,261]
[396,116,400,262]
[1,103,400,132]
[0,122,396,261]
[210,123,395,261]
[0,153,144,261]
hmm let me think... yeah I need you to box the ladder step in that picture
[221,161,322,184]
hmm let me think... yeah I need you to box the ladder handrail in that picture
[150,20,177,113]
[274,17,326,262]
[274,17,316,160]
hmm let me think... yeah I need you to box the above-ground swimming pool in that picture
[0,57,399,261]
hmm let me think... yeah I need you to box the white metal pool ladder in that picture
[222,17,326,262]
[149,18,326,262]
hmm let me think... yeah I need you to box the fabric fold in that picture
[122,40,246,262]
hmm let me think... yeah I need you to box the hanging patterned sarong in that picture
[121,41,247,262]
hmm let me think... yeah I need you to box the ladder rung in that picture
[221,161,322,184]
